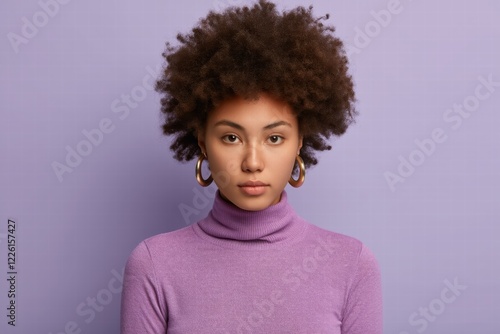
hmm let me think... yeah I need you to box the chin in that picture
[235,201,273,212]
[217,185,284,211]
[222,193,281,212]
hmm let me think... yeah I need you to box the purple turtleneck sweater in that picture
[120,191,382,333]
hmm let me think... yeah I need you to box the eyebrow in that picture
[213,120,292,130]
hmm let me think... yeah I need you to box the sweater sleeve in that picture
[341,243,383,334]
[120,241,167,334]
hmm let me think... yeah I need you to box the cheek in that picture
[206,153,238,188]
[224,158,240,176]
[213,170,231,190]
[209,154,239,176]
[272,152,297,176]
[207,157,230,187]
[285,156,298,174]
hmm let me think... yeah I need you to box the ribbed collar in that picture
[193,190,308,250]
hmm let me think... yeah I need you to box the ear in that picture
[297,135,303,155]
[197,130,207,156]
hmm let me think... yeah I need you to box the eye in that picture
[222,134,240,144]
[268,135,284,144]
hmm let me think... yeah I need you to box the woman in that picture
[120,1,382,333]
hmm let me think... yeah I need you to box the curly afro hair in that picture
[155,0,356,169]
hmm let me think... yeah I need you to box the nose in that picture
[241,145,264,173]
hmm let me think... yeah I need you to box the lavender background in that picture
[1,0,499,333]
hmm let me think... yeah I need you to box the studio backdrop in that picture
[1,0,499,333]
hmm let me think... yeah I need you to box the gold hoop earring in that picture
[289,155,305,188]
[195,154,213,187]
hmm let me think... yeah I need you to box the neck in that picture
[193,190,308,249]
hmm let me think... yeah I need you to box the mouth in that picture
[238,181,269,196]
[239,181,268,187]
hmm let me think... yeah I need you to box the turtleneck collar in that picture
[193,190,308,250]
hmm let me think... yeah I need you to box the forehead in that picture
[207,94,297,127]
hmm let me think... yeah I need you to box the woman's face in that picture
[198,94,302,211]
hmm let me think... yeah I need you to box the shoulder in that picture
[305,224,363,256]
[304,223,380,274]
[124,225,197,271]
[143,225,196,252]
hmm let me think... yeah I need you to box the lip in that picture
[238,181,269,196]
[239,181,268,187]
